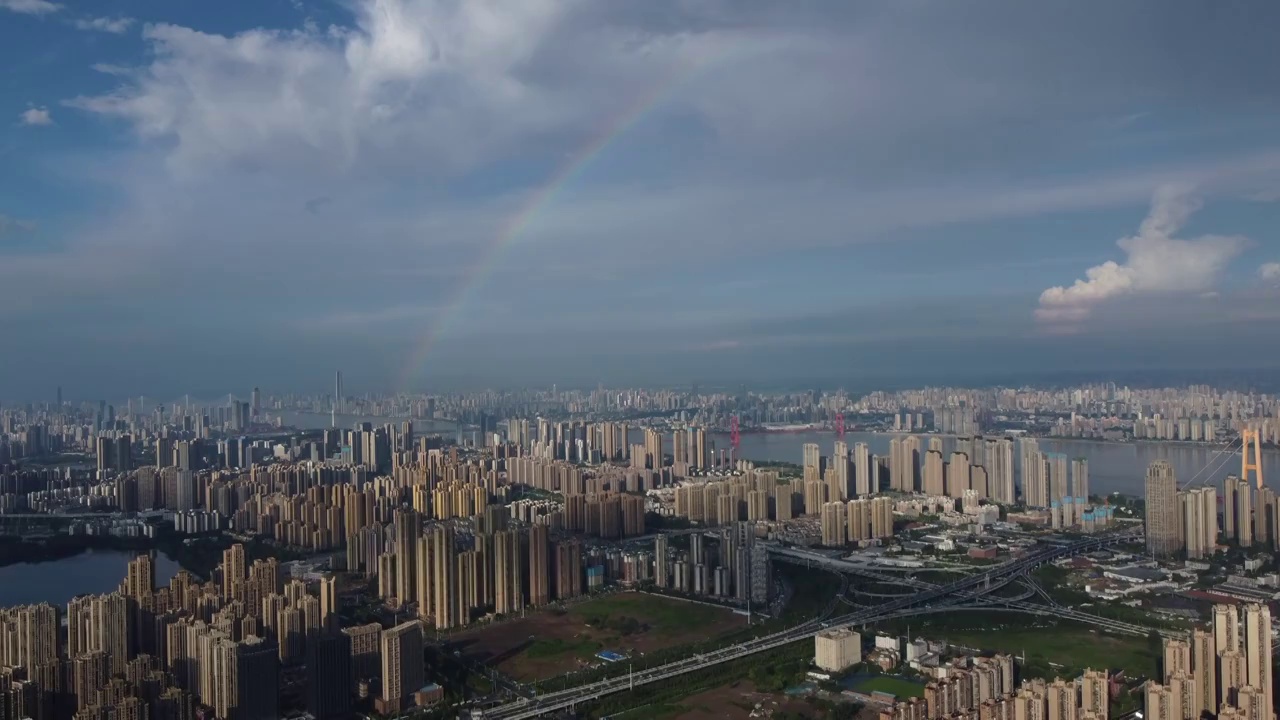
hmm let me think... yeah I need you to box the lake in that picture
[0,550,182,608]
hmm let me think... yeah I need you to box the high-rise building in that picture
[125,554,154,600]
[1191,628,1217,716]
[1243,603,1272,715]
[853,442,873,496]
[1020,438,1045,507]
[691,427,709,470]
[431,526,460,629]
[318,576,337,632]
[393,508,421,607]
[1145,461,1180,557]
[830,440,850,501]
[1203,602,1275,717]
[924,450,945,496]
[379,621,424,715]
[342,623,381,683]
[947,451,970,497]
[802,443,821,476]
[305,630,352,719]
[1180,487,1218,559]
[1071,458,1089,502]
[554,539,582,601]
[890,435,920,493]
[820,502,846,546]
[67,592,132,674]
[528,524,550,607]
[987,438,1015,505]
[653,535,668,588]
[234,635,279,720]
[494,529,523,617]
[643,429,664,470]
[222,544,246,602]
[1223,476,1253,546]
[0,603,59,671]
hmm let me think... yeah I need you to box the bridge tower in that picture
[835,412,845,438]
[1242,428,1265,489]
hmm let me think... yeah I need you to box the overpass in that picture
[771,541,1185,640]
[477,528,1142,720]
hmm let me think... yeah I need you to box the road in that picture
[477,528,1141,720]
[770,542,1186,640]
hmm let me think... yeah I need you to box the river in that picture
[626,430,1277,497]
[0,550,182,608]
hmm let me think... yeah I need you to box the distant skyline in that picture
[3,1,1280,399]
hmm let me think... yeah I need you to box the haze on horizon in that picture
[3,0,1280,400]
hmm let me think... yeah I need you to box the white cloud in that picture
[90,63,132,76]
[19,106,52,126]
[1260,263,1280,282]
[74,16,134,33]
[0,0,60,15]
[1036,186,1249,325]
[19,0,1280,385]
[65,0,682,179]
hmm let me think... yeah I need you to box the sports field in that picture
[853,675,926,699]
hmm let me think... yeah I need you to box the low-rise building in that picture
[815,627,862,672]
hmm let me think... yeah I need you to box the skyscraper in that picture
[432,526,460,629]
[528,524,550,607]
[235,635,280,720]
[1070,457,1089,501]
[393,508,421,607]
[830,440,850,501]
[987,438,1015,504]
[305,630,352,719]
[802,443,821,475]
[1145,461,1180,557]
[853,442,873,496]
[1243,603,1272,715]
[379,621,424,715]
[1181,487,1218,559]
[334,371,343,415]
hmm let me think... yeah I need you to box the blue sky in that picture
[3,0,1280,400]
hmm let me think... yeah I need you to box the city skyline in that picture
[3,1,1280,398]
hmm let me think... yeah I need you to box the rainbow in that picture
[396,57,710,391]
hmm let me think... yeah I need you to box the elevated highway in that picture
[479,529,1141,720]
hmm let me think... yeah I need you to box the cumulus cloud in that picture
[15,1,1280,395]
[19,106,52,126]
[74,16,134,33]
[0,0,60,14]
[1261,263,1280,282]
[64,0,687,179]
[1036,186,1249,325]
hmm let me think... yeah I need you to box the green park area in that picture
[568,591,736,639]
[460,592,744,682]
[938,625,1159,680]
